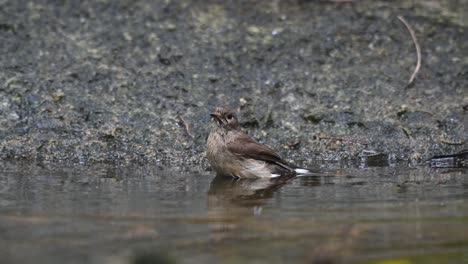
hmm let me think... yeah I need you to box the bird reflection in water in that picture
[205,174,323,243]
[207,174,323,214]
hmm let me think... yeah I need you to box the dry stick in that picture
[398,15,421,86]
[176,115,194,139]
[318,136,368,146]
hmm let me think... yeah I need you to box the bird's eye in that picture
[226,114,233,120]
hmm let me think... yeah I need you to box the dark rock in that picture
[430,150,468,168]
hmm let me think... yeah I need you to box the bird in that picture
[206,106,312,178]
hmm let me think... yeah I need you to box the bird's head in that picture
[210,107,240,131]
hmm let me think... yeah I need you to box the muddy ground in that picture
[0,0,466,167]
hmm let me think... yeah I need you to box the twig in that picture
[398,15,421,86]
[176,115,194,139]
[439,138,465,146]
[318,136,368,146]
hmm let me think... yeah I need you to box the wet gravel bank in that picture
[0,0,466,166]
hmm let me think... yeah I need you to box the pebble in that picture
[7,112,19,121]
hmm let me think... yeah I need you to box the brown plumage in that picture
[206,107,310,178]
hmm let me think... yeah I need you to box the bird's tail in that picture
[294,168,318,177]
[275,162,320,177]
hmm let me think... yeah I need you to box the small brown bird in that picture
[207,107,311,178]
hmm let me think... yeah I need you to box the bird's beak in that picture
[210,113,221,121]
[210,113,226,125]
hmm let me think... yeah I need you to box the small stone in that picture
[239,98,247,106]
[247,25,261,34]
[52,90,65,102]
[162,22,177,31]
[7,112,19,121]
[303,113,323,123]
[123,32,132,41]
[271,28,282,36]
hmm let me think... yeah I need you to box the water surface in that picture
[1,162,467,264]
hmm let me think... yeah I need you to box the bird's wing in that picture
[226,133,286,165]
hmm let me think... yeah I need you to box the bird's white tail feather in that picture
[294,168,311,175]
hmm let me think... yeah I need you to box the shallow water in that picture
[0,162,467,264]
